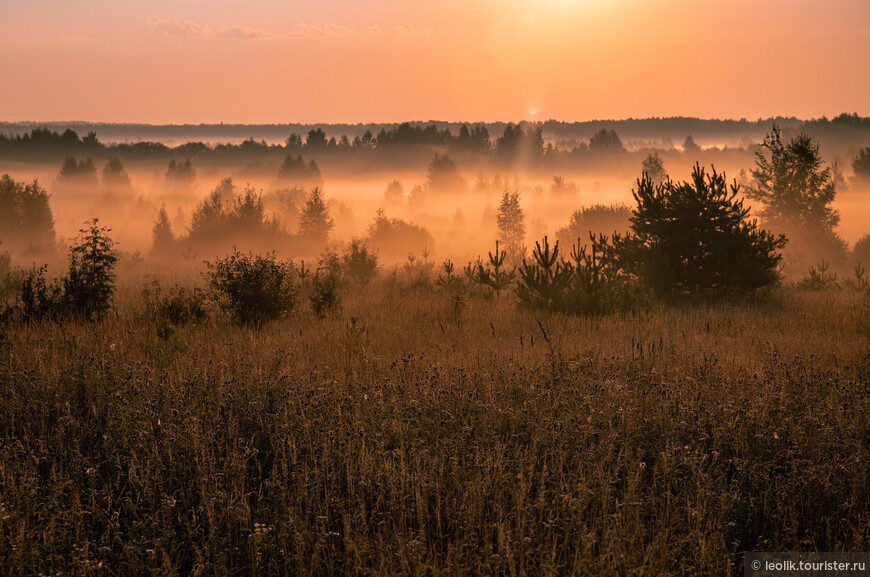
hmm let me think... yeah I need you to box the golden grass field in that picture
[1,265,869,575]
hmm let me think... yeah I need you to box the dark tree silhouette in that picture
[277,153,323,187]
[852,147,870,182]
[589,129,624,153]
[298,187,334,246]
[101,157,132,192]
[151,205,175,257]
[642,152,667,184]
[620,164,786,297]
[0,174,56,253]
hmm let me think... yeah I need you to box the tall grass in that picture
[0,276,868,575]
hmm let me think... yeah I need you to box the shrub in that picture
[205,249,298,326]
[620,164,786,297]
[63,220,119,319]
[310,252,342,319]
[794,260,840,291]
[517,236,573,312]
[473,240,516,296]
[367,210,434,263]
[142,279,209,326]
[556,204,632,247]
[342,239,378,283]
[18,265,66,321]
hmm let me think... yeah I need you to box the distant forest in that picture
[1,114,868,162]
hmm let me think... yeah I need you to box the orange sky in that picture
[1,0,868,124]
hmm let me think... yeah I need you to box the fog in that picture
[1,119,869,283]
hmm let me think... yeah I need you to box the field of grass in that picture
[1,272,869,575]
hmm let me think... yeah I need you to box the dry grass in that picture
[1,274,869,575]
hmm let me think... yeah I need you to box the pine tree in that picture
[622,164,786,296]
[298,187,334,245]
[151,205,175,256]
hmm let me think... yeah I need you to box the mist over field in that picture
[2,0,870,573]
[2,117,869,277]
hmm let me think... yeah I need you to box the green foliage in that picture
[0,174,56,253]
[205,249,298,326]
[342,239,378,284]
[63,220,119,319]
[622,164,786,297]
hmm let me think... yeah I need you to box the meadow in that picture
[1,265,868,575]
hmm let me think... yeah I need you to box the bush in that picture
[367,210,434,263]
[342,239,378,283]
[63,220,119,319]
[620,164,786,297]
[310,252,342,319]
[556,204,632,247]
[18,265,66,321]
[205,249,298,326]
[142,279,209,326]
[794,260,840,291]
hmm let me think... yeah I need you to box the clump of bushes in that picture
[310,250,342,319]
[342,239,378,283]
[16,220,119,322]
[142,279,209,326]
[205,249,298,326]
[516,165,786,314]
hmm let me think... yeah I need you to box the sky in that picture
[1,0,868,124]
